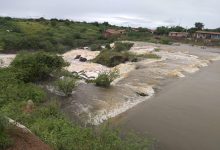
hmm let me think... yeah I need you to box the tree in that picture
[103,22,109,26]
[195,22,204,31]
[169,26,185,32]
[155,26,170,35]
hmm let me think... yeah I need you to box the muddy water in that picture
[115,61,220,150]
[60,43,220,125]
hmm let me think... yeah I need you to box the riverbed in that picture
[60,42,220,125]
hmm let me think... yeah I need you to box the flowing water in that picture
[60,42,220,126]
[114,61,220,150]
[1,42,220,149]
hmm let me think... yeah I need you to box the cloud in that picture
[0,0,219,28]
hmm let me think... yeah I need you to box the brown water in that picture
[115,61,220,150]
[60,43,220,126]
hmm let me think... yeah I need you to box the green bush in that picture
[155,48,160,52]
[0,68,46,106]
[121,32,152,41]
[0,115,12,150]
[114,42,134,51]
[90,44,102,51]
[0,17,112,52]
[159,38,172,45]
[11,51,68,82]
[93,50,137,67]
[55,77,76,96]
[95,70,119,88]
[26,103,153,150]
[137,53,161,59]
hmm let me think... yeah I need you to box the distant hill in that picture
[0,17,121,53]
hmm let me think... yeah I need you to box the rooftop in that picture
[196,31,220,35]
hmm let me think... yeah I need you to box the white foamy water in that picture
[62,49,109,78]
[87,93,154,125]
[62,42,220,125]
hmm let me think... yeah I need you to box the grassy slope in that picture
[0,17,112,53]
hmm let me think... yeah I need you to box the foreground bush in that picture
[55,77,76,96]
[114,42,134,51]
[11,51,68,82]
[24,103,152,150]
[95,70,119,87]
[0,68,46,107]
[0,115,12,150]
[1,99,153,150]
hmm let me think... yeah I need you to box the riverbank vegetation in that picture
[93,50,137,67]
[0,115,12,149]
[95,69,119,87]
[0,51,154,150]
[55,77,77,96]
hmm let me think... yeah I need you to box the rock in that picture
[75,55,81,59]
[79,57,87,62]
[136,92,148,97]
[131,58,138,62]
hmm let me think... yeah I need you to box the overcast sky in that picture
[0,0,219,29]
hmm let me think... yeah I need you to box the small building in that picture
[169,32,189,38]
[103,29,126,38]
[195,31,220,40]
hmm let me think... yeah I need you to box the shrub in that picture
[0,132,12,150]
[0,115,12,150]
[55,77,76,96]
[114,42,134,51]
[95,69,119,88]
[137,53,161,59]
[27,103,153,150]
[105,44,111,49]
[73,33,81,39]
[93,50,137,67]
[90,44,102,51]
[155,48,161,52]
[11,51,68,82]
[0,68,46,105]
[159,38,172,45]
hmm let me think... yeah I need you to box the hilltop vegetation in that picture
[1,17,220,53]
[0,17,118,53]
[0,16,178,54]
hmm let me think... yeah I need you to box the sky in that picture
[0,0,219,29]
